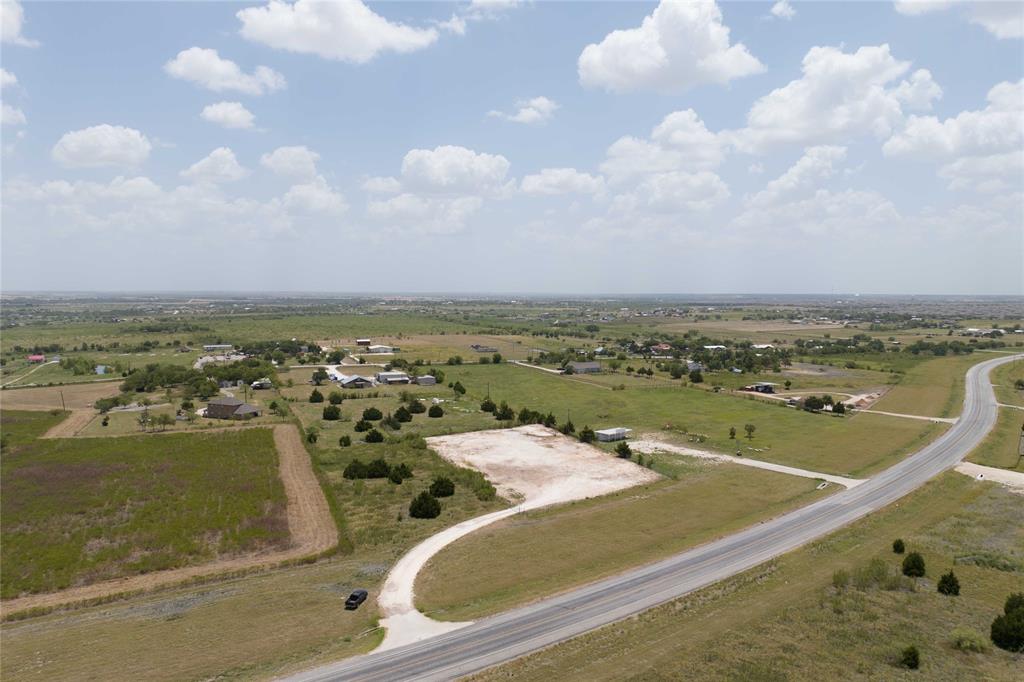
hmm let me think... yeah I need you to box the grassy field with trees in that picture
[1,411,288,599]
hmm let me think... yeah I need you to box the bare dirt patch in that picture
[0,424,337,617]
[0,382,120,411]
[40,410,95,438]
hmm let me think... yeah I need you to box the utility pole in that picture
[60,391,66,412]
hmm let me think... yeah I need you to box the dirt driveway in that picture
[0,424,337,617]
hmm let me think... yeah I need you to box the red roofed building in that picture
[27,354,46,363]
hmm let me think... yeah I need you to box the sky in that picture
[1,0,1022,295]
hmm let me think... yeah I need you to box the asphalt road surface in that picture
[287,354,1019,682]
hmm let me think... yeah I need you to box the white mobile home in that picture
[595,427,632,442]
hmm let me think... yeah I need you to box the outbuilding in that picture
[375,371,411,385]
[415,375,437,386]
[596,427,632,442]
[568,361,602,374]
[205,396,262,420]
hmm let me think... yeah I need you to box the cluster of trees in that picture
[119,359,276,397]
[241,339,321,359]
[343,458,412,484]
[60,356,125,376]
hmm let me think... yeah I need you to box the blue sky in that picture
[1,0,1022,294]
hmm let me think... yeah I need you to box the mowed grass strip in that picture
[470,474,1023,682]
[1,411,288,599]
[416,461,826,621]
[968,406,1024,472]
[441,363,941,477]
[991,359,1024,407]
[870,353,983,418]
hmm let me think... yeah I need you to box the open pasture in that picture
[1,412,288,599]
[0,381,120,411]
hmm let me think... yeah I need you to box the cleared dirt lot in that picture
[0,381,120,410]
[427,424,661,508]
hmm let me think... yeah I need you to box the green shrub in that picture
[309,389,324,403]
[328,391,343,405]
[579,426,596,443]
[991,593,1024,652]
[902,552,926,577]
[899,645,919,670]
[395,406,413,422]
[480,397,496,412]
[366,458,390,478]
[409,491,441,519]
[322,405,341,420]
[364,429,384,443]
[381,413,402,430]
[893,538,905,554]
[615,441,632,459]
[832,569,850,590]
[388,469,404,484]
[853,558,890,589]
[428,405,444,418]
[408,400,426,414]
[343,459,368,479]
[339,435,351,447]
[394,462,413,479]
[354,419,371,432]
[429,476,455,497]
[362,407,383,421]
[951,627,987,653]
[1005,592,1024,614]
[937,570,960,596]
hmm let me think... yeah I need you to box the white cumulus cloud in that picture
[602,109,724,183]
[578,0,764,94]
[52,124,152,168]
[368,194,483,234]
[488,96,559,124]
[1,1,39,47]
[164,47,286,95]
[748,145,848,207]
[181,147,249,184]
[1,68,18,89]
[400,145,511,195]
[770,1,796,20]
[895,1,1023,39]
[237,0,439,63]
[260,145,321,178]
[2,103,26,126]
[201,101,257,130]
[521,168,606,196]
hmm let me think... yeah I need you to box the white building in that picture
[596,427,632,442]
[375,370,411,384]
[366,344,396,354]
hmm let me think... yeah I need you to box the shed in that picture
[568,361,602,374]
[415,375,437,386]
[596,427,632,442]
[375,371,411,385]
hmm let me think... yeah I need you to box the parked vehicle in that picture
[345,589,368,610]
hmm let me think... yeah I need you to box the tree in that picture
[309,389,324,403]
[893,538,906,554]
[180,399,194,411]
[429,476,455,497]
[312,368,329,385]
[155,413,175,431]
[366,458,390,478]
[328,391,343,405]
[452,381,466,396]
[833,402,846,414]
[804,396,825,411]
[560,419,576,435]
[579,426,596,443]
[729,426,737,439]
[343,459,368,479]
[395,405,413,422]
[362,407,383,421]
[364,428,384,443]
[409,491,441,519]
[382,413,402,430]
[339,435,351,447]
[991,593,1024,652]
[492,353,502,364]
[388,468,405,484]
[494,401,514,421]
[322,404,341,420]
[480,397,496,413]
[615,441,632,459]
[784,380,792,390]
[902,552,926,577]
[354,419,371,432]
[689,369,704,383]
[428,404,444,418]
[101,415,110,427]
[408,400,426,414]
[744,423,756,439]
[899,645,919,670]
[305,426,319,444]
[937,570,960,596]
[394,462,412,479]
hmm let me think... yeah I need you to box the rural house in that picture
[205,396,262,420]
[375,371,411,385]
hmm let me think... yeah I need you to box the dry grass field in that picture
[0,382,120,411]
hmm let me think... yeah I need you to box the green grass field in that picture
[1,411,288,599]
[991,359,1024,407]
[417,460,827,621]
[968,407,1024,472]
[870,353,984,418]
[472,473,1024,681]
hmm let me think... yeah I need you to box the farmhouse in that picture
[568,361,602,374]
[205,396,262,420]
[650,343,673,353]
[375,371,411,385]
[596,427,632,442]
[415,375,437,386]
[366,344,397,354]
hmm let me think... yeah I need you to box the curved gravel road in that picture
[286,354,1018,682]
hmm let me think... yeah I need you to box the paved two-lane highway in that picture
[288,354,1019,682]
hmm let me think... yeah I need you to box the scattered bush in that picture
[689,369,704,383]
[991,592,1024,652]
[354,419,371,432]
[429,476,455,497]
[951,627,987,653]
[579,426,596,443]
[893,538,905,554]
[362,407,383,421]
[366,458,390,478]
[409,491,441,519]
[309,389,324,403]
[339,435,351,447]
[902,552,926,577]
[937,570,960,596]
[494,401,514,420]
[615,441,632,459]
[328,391,343,405]
[832,569,850,589]
[395,405,413,422]
[408,400,426,414]
[388,468,404,484]
[381,413,402,430]
[364,428,384,443]
[343,459,368,479]
[428,405,444,418]
[899,645,919,670]
[560,420,575,435]
[322,404,341,420]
